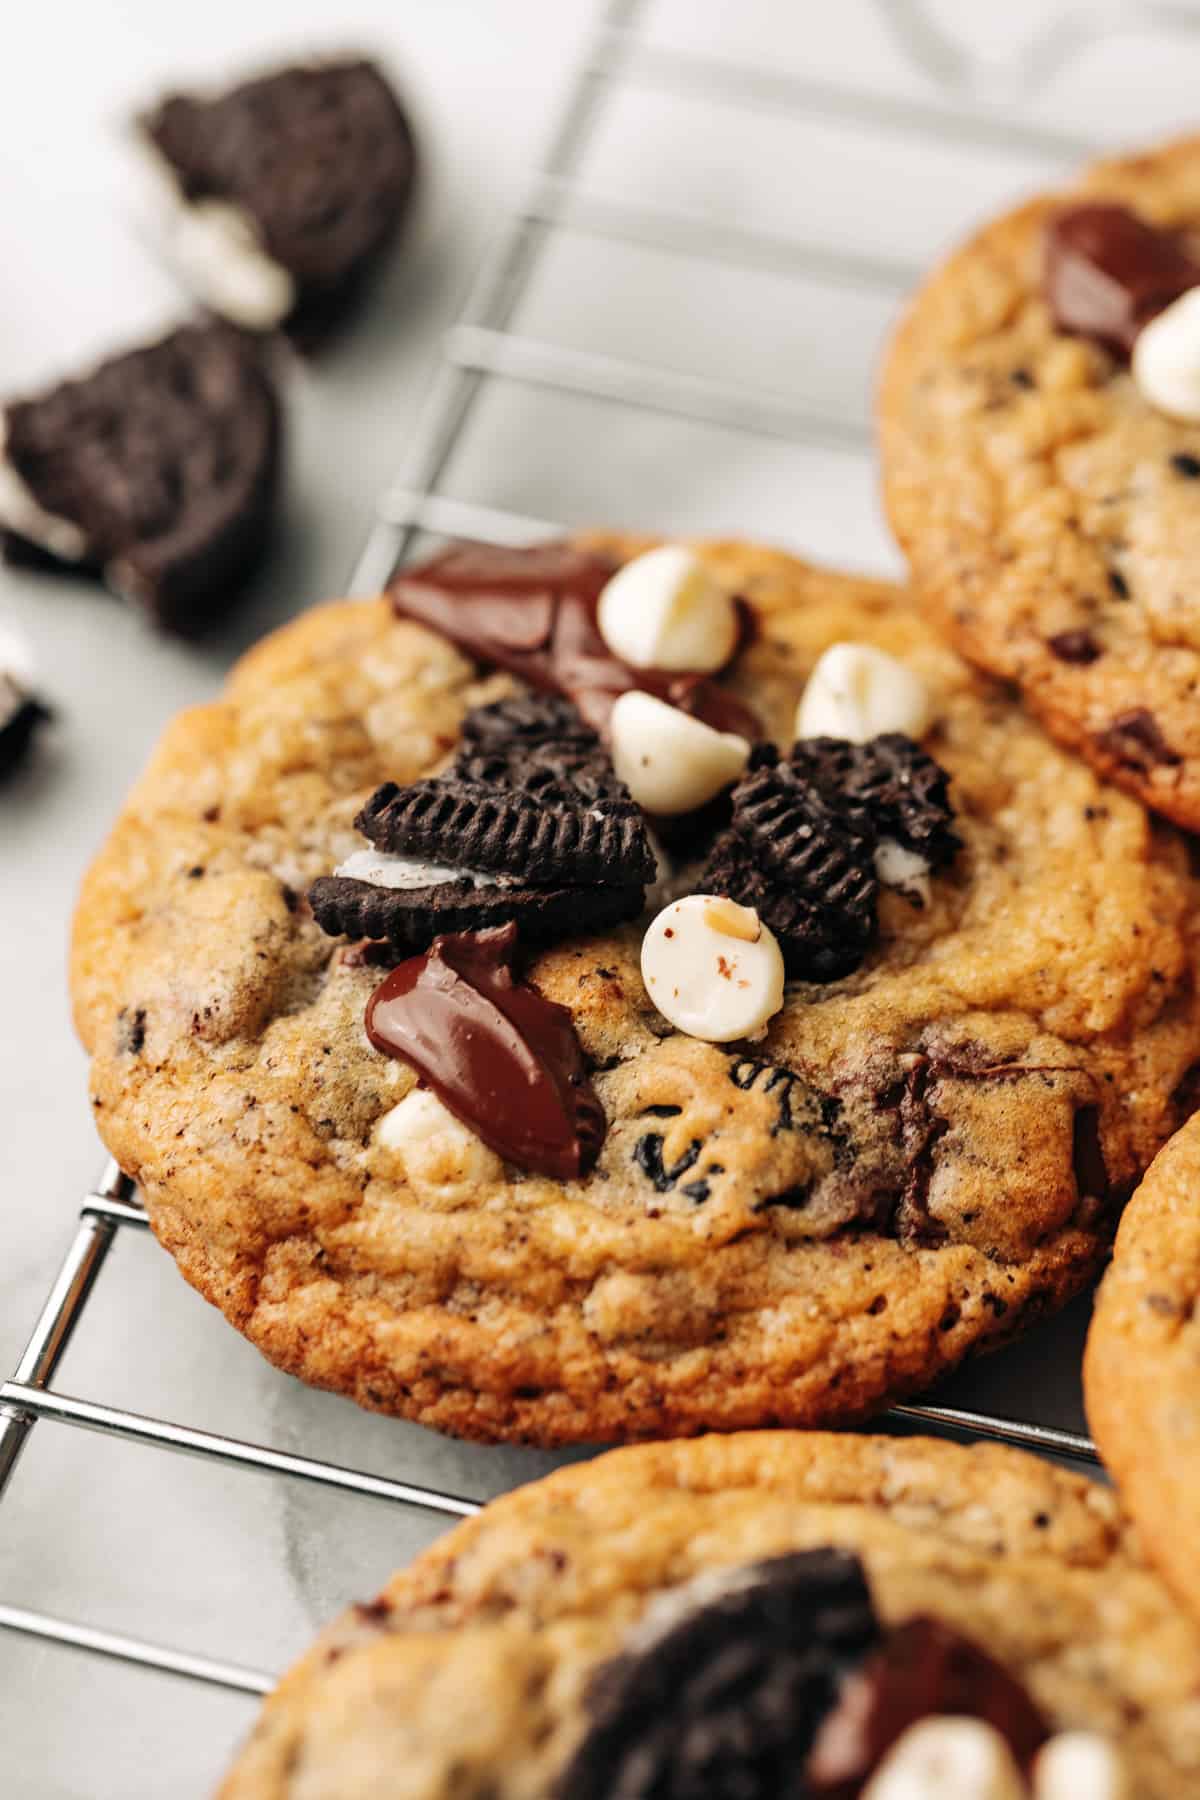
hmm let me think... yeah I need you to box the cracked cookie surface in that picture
[218,1432,1200,1799]
[1086,1110,1200,1624]
[70,539,1200,1443]
[881,131,1200,829]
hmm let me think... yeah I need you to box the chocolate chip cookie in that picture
[218,1432,1200,1798]
[1085,1110,1200,1624]
[70,539,1200,1443]
[880,130,1200,830]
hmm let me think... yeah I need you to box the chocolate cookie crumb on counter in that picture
[0,322,281,633]
[139,58,416,345]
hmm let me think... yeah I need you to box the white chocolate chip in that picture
[597,546,739,673]
[1034,1732,1128,1800]
[1132,285,1200,420]
[334,849,508,890]
[374,1088,502,1186]
[610,691,750,816]
[796,642,932,745]
[874,838,932,907]
[861,1718,1026,1800]
[640,894,784,1042]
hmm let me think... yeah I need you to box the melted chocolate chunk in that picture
[1095,707,1182,771]
[143,60,416,345]
[806,1616,1049,1795]
[1044,203,1200,357]
[390,542,759,739]
[365,922,605,1180]
[1048,628,1101,665]
[555,1550,881,1800]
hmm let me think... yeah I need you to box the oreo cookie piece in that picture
[309,872,643,954]
[789,734,961,870]
[0,323,280,634]
[704,827,875,982]
[357,778,653,885]
[555,1549,881,1800]
[141,60,416,344]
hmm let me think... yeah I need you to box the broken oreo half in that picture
[313,693,653,954]
[0,323,281,634]
[141,59,416,344]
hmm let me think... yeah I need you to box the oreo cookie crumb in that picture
[787,734,961,869]
[703,829,875,981]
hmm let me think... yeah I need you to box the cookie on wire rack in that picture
[70,537,1200,1444]
[218,1432,1200,1798]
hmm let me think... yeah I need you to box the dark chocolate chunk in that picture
[1044,203,1200,357]
[555,1550,880,1800]
[0,323,280,633]
[390,541,760,739]
[1071,1102,1110,1203]
[0,668,50,779]
[364,922,605,1180]
[309,872,643,955]
[1095,707,1182,771]
[142,60,416,345]
[702,829,875,982]
[356,778,654,886]
[807,1616,1049,1794]
[1048,628,1102,665]
[787,734,961,870]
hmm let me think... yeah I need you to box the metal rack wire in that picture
[1,0,1127,1738]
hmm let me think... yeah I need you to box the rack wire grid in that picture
[10,0,1200,1760]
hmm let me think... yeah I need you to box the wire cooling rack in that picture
[10,0,1192,1744]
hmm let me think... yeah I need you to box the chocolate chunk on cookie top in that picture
[365,923,605,1181]
[72,542,1200,1445]
[881,131,1200,828]
[217,1435,1186,1799]
[140,59,416,342]
[0,323,280,632]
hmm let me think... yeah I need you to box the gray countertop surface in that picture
[5,3,1200,1794]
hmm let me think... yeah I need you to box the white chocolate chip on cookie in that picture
[1034,1732,1128,1799]
[375,1087,502,1186]
[1132,285,1200,420]
[796,642,931,744]
[597,545,739,673]
[640,894,784,1042]
[861,1717,1026,1800]
[610,691,750,816]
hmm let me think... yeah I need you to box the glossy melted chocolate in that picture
[1044,202,1200,356]
[390,541,760,739]
[365,921,605,1181]
[806,1615,1049,1795]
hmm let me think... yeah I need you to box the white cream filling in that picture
[0,419,88,562]
[334,848,509,890]
[874,838,932,907]
[133,141,296,331]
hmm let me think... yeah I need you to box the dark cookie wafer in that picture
[703,829,875,981]
[356,778,654,885]
[789,734,961,869]
[309,873,643,954]
[142,59,416,345]
[0,322,280,633]
[459,693,597,748]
